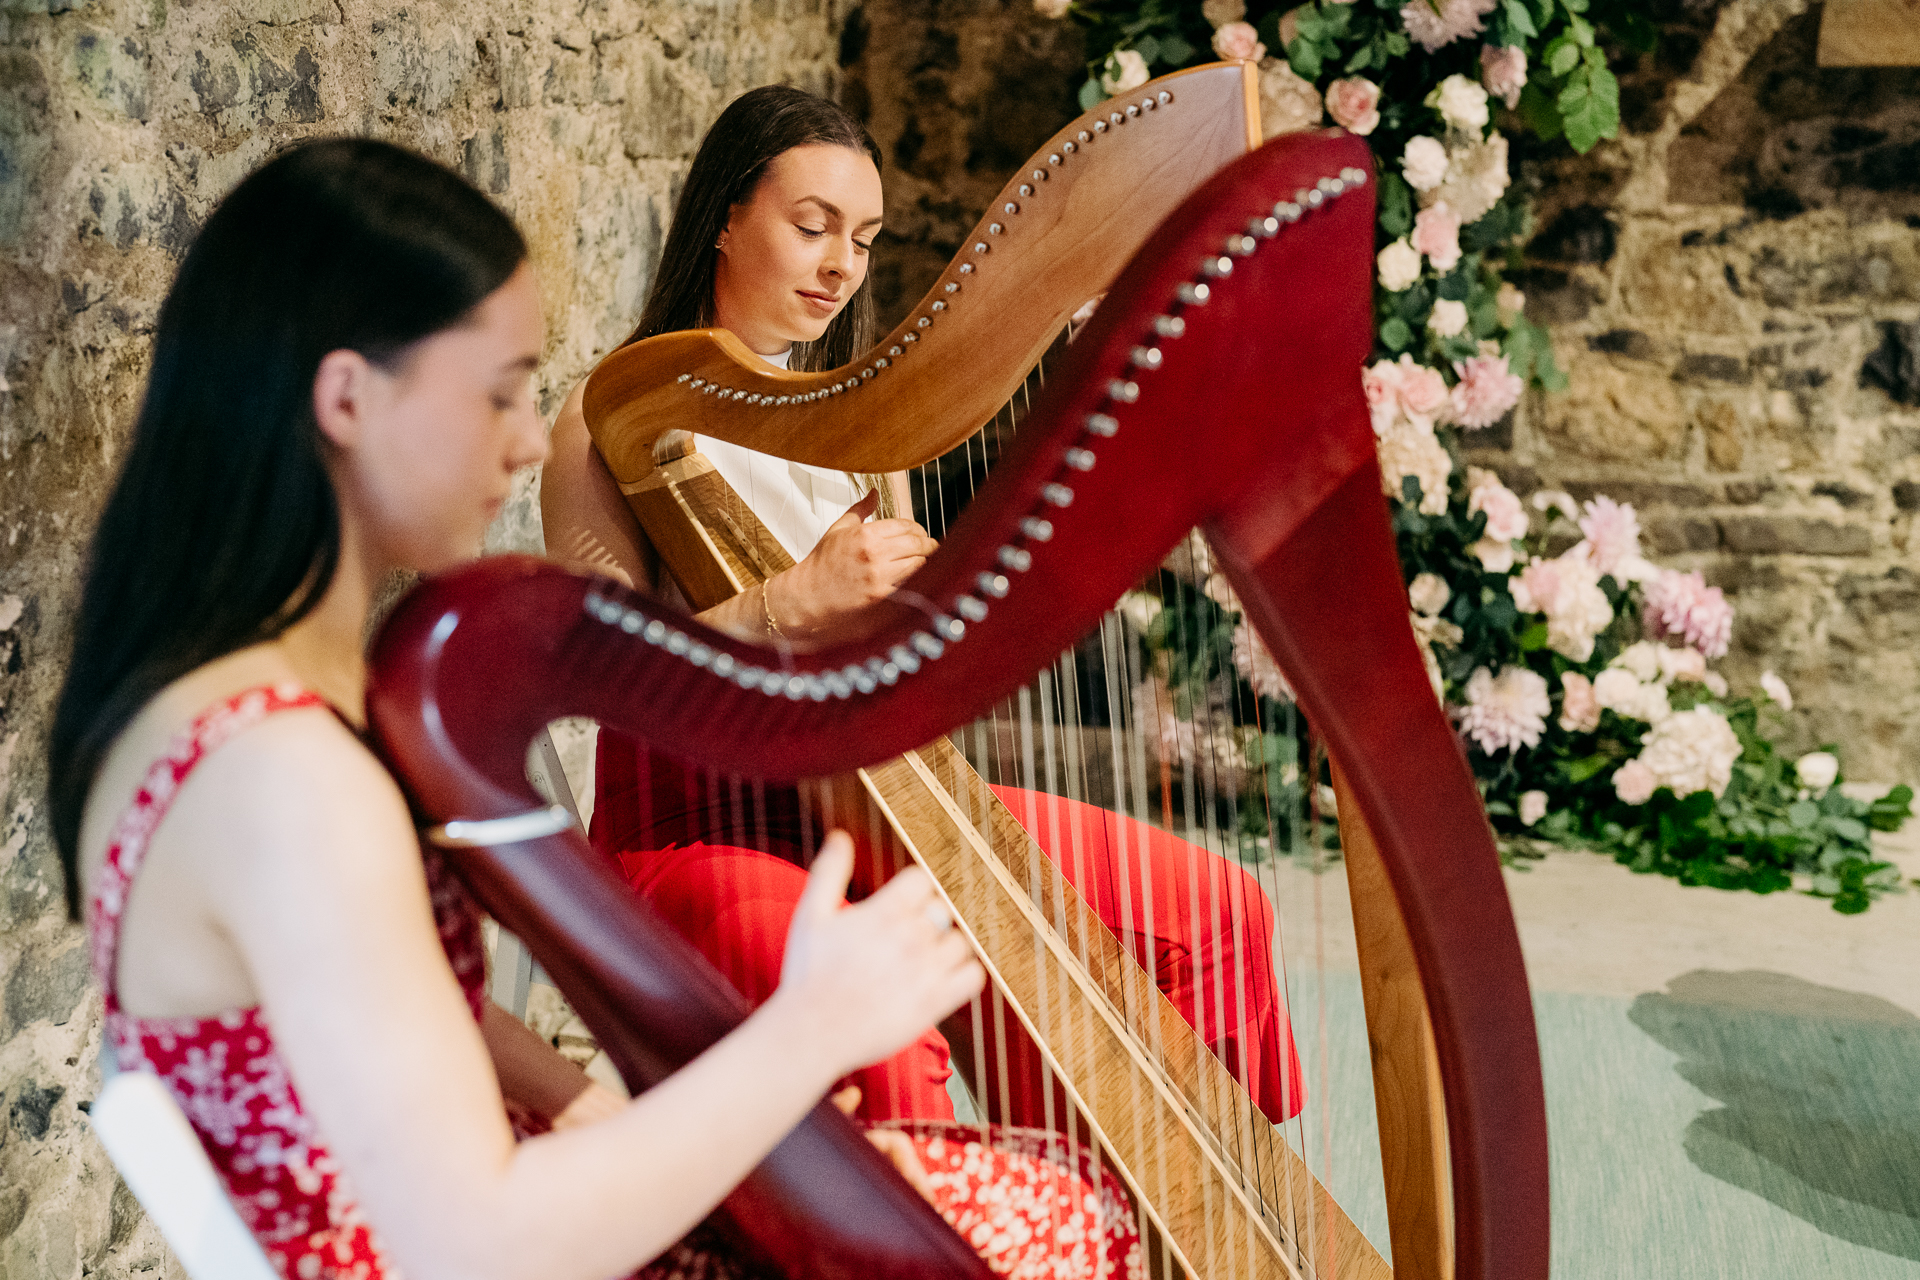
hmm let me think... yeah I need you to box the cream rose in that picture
[1101,49,1150,96]
[1429,73,1491,132]
[1401,135,1448,192]
[1377,238,1423,292]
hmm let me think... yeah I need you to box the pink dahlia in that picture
[1455,665,1551,755]
[1644,569,1733,659]
[1401,0,1497,53]
[1574,495,1642,579]
[1450,349,1523,428]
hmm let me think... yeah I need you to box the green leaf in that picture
[1288,39,1323,81]
[1826,815,1869,843]
[1787,800,1819,829]
[1295,6,1327,41]
[1160,33,1194,65]
[1503,0,1537,38]
[1567,754,1611,783]
[1321,2,1353,37]
[1517,80,1564,142]
[1078,77,1103,111]
[1383,29,1411,57]
[1345,42,1377,74]
[1547,36,1580,76]
[1378,172,1413,238]
[1381,316,1414,351]
[1133,34,1162,65]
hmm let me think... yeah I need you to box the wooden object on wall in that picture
[1818,0,1920,66]
[1334,758,1454,1280]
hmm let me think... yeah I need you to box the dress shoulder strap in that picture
[87,683,328,1011]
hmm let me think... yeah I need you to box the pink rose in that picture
[1481,44,1528,108]
[1559,672,1600,733]
[1410,202,1462,272]
[1325,77,1381,136]
[1362,359,1404,434]
[1396,357,1450,425]
[1467,469,1528,542]
[1211,20,1266,62]
[1613,758,1658,805]
[1644,569,1733,659]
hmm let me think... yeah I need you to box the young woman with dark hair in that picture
[51,137,1139,1280]
[543,85,1302,1132]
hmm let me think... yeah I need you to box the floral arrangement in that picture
[1040,0,1914,911]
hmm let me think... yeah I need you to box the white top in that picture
[697,346,861,561]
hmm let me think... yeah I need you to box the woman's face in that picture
[711,143,884,356]
[320,262,548,575]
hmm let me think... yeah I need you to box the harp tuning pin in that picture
[734,663,762,689]
[619,612,643,635]
[1318,176,1341,194]
[998,545,1033,573]
[1275,201,1302,222]
[977,571,1010,599]
[974,241,990,253]
[1042,482,1075,508]
[1157,90,1172,104]
[1085,413,1118,437]
[1065,448,1096,471]
[711,652,735,678]
[1125,103,1139,118]
[861,367,875,378]
[666,631,689,655]
[1031,169,1047,182]
[934,614,966,641]
[1077,130,1091,143]
[890,344,904,355]
[917,316,932,328]
[955,595,989,622]
[959,263,975,275]
[1305,188,1325,209]
[931,301,946,312]
[1345,167,1370,185]
[825,670,852,699]
[1201,255,1234,279]
[1107,378,1140,403]
[1020,516,1054,542]
[905,332,919,343]
[1226,234,1257,257]
[689,642,713,667]
[676,373,690,382]
[849,664,877,694]
[1093,120,1108,134]
[1177,282,1210,306]
[783,675,807,701]
[1152,315,1186,338]
[1055,146,1070,158]
[746,394,761,404]
[875,357,890,369]
[764,670,789,697]
[1004,202,1019,215]
[890,643,922,674]
[1250,215,1280,238]
[689,377,705,388]
[911,632,945,660]
[989,223,1004,235]
[944,282,959,294]
[1129,345,1163,370]
[807,675,831,702]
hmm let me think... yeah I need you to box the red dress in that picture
[90,686,1143,1280]
[594,734,1303,1127]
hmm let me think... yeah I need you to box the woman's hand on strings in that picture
[768,490,938,634]
[831,1087,937,1204]
[776,832,983,1076]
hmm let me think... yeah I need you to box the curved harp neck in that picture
[583,61,1261,479]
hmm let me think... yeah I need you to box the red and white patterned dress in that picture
[89,685,1144,1280]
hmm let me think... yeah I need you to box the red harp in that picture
[367,130,1548,1280]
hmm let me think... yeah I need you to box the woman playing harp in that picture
[49,138,1142,1280]
[543,85,1302,1128]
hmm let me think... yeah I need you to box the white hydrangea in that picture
[1509,552,1613,663]
[1377,419,1452,514]
[1401,135,1449,191]
[1425,133,1510,226]
[1638,706,1742,798]
[1429,297,1469,337]
[1408,572,1451,616]
[1592,666,1672,725]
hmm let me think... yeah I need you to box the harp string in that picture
[894,335,1340,1279]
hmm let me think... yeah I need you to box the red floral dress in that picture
[90,686,1144,1280]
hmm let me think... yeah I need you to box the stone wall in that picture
[1475,0,1920,782]
[0,2,843,1274]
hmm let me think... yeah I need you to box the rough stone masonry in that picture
[0,1,841,1274]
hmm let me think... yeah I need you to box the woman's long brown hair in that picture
[630,85,894,513]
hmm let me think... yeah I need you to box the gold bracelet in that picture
[761,578,785,639]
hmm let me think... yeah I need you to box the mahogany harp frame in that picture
[367,128,1550,1280]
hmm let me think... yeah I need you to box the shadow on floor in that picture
[1630,970,1920,1261]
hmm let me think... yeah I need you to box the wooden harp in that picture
[367,125,1548,1280]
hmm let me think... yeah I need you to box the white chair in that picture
[89,1053,279,1280]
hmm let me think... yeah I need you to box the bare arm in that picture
[190,712,982,1280]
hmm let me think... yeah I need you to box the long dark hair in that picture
[48,137,527,917]
[630,85,882,374]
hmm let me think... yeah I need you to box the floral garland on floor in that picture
[1039,0,1914,911]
